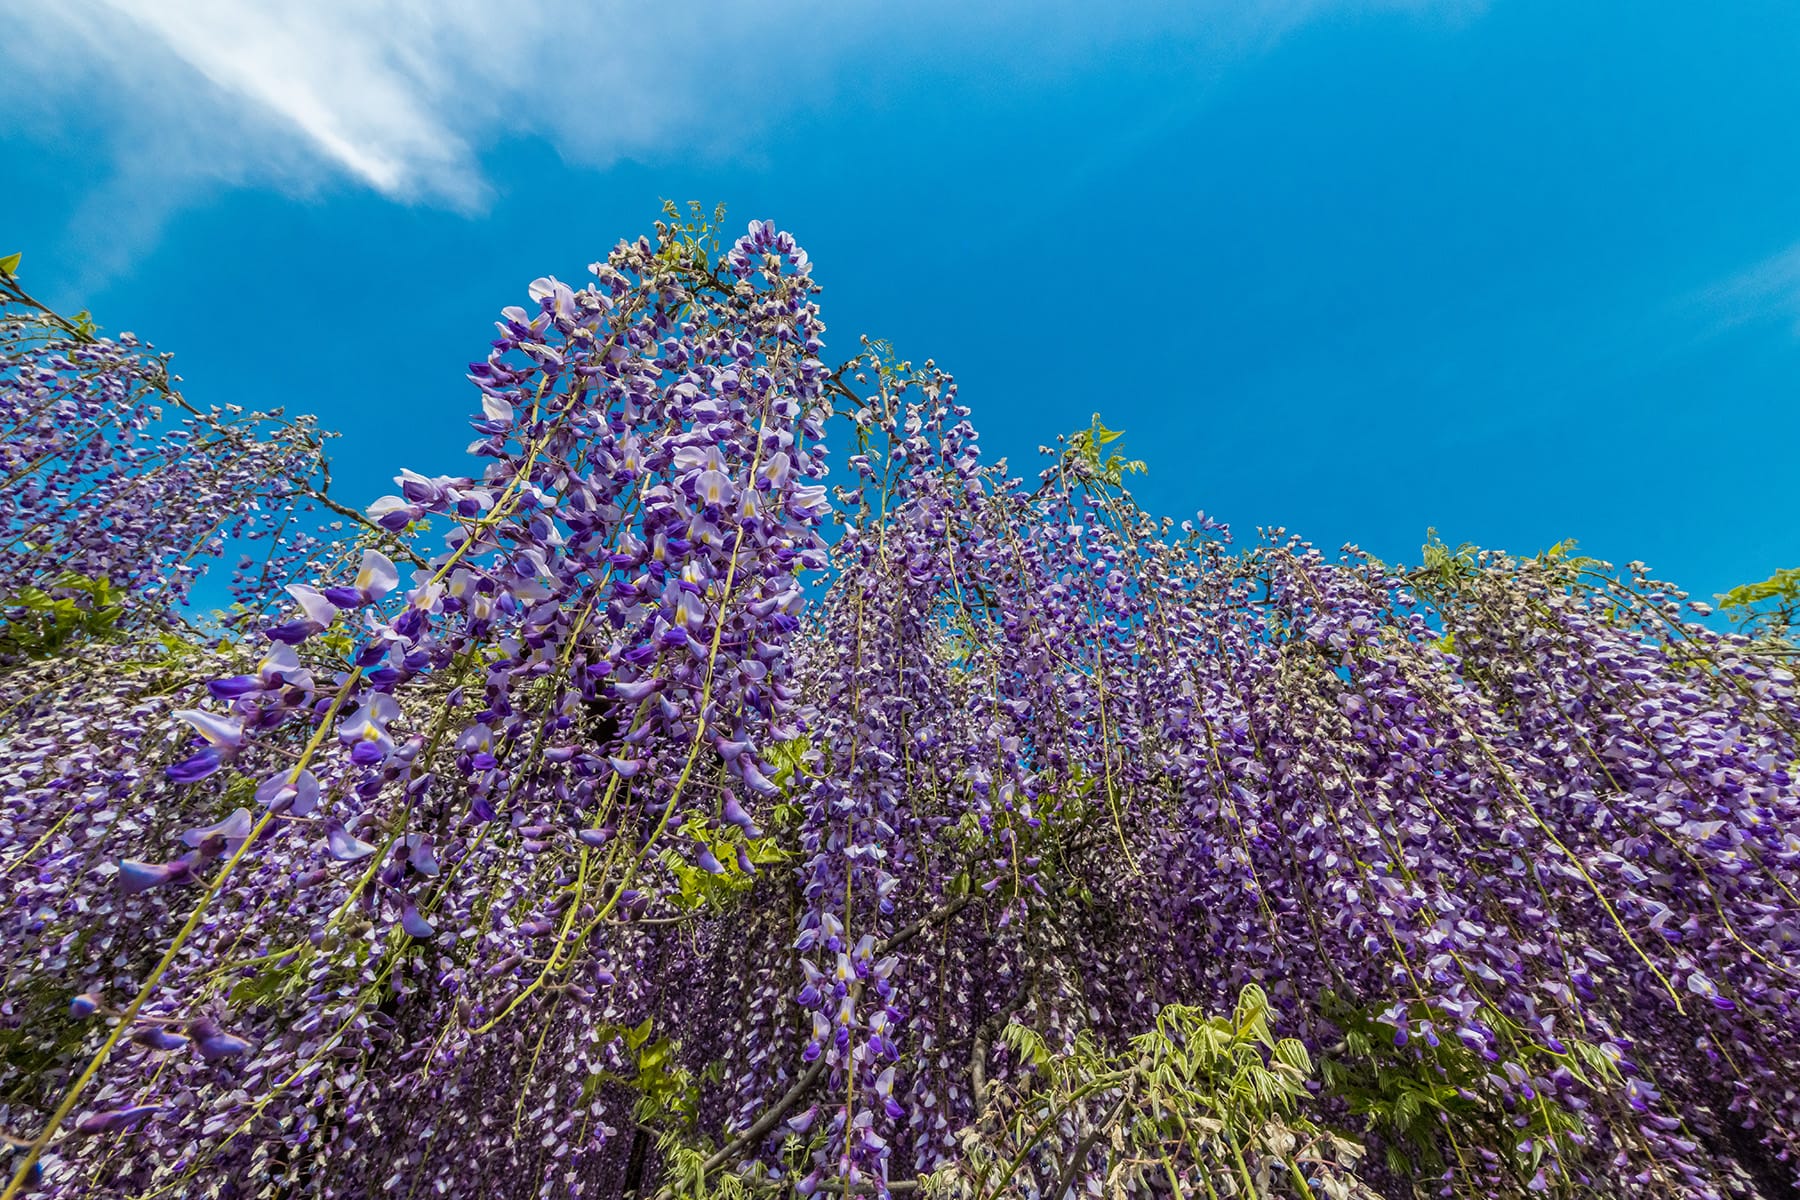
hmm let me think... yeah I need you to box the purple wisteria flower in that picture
[4,217,1797,1200]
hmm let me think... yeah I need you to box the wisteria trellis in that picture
[1,215,1796,1200]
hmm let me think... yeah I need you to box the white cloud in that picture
[26,0,852,211]
[98,2,473,201]
[1694,241,1800,336]
[9,0,1480,282]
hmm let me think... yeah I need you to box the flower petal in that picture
[174,709,244,750]
[285,584,337,628]
[355,549,400,601]
[326,824,378,862]
[400,902,437,941]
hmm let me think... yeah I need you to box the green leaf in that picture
[1274,1037,1312,1076]
[1233,983,1269,1034]
[1717,566,1800,610]
[765,735,814,792]
[1064,413,1149,488]
[0,252,20,276]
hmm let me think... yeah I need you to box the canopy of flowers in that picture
[1,212,1796,1200]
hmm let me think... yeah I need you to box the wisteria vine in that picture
[1,213,1796,1200]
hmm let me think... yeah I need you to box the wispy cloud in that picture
[20,0,857,214]
[1693,241,1800,336]
[10,0,1478,283]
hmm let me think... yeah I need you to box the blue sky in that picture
[6,0,1798,604]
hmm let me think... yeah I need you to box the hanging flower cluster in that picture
[2,215,1797,1200]
[0,288,357,629]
